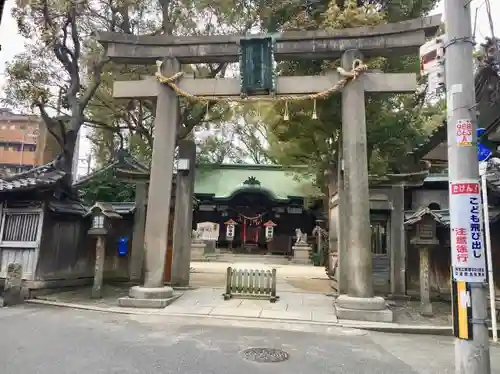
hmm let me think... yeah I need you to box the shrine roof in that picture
[404,206,500,226]
[0,161,66,193]
[73,149,149,187]
[420,162,500,194]
[194,164,319,200]
[404,207,449,226]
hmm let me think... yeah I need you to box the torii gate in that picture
[97,15,441,322]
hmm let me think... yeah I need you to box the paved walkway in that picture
[24,261,456,334]
[191,261,328,278]
[163,287,338,323]
[190,261,333,293]
[30,285,338,324]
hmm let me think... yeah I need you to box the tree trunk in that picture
[53,127,78,187]
[64,129,77,168]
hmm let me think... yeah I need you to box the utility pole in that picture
[445,1,491,373]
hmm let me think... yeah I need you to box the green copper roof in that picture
[194,164,319,200]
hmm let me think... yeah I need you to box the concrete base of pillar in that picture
[191,242,206,261]
[292,245,312,264]
[118,296,179,308]
[335,295,393,323]
[387,293,410,301]
[204,254,217,261]
[420,302,433,317]
[117,286,179,309]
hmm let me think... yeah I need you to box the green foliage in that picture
[3,0,141,174]
[196,103,275,164]
[87,0,271,166]
[78,171,135,203]
[260,0,442,195]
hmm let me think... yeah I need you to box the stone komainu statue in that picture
[295,228,308,245]
[191,229,201,242]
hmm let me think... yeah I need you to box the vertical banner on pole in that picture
[449,180,487,341]
[449,181,487,282]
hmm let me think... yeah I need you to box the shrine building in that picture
[193,164,322,255]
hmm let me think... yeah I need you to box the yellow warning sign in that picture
[452,280,473,340]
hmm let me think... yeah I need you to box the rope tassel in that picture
[204,101,210,121]
[156,60,163,74]
[283,101,289,121]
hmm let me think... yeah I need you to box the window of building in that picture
[370,216,388,255]
[0,209,42,247]
[0,142,35,152]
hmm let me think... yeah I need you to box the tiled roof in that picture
[48,200,88,215]
[86,201,122,219]
[0,161,66,193]
[106,202,136,215]
[404,206,500,227]
[73,149,149,186]
[404,208,450,226]
[421,164,500,190]
[48,201,135,216]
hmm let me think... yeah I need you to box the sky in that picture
[0,0,498,176]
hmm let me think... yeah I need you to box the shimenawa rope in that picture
[154,59,367,103]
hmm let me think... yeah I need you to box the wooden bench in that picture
[223,267,279,303]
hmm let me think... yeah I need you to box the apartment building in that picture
[0,108,40,175]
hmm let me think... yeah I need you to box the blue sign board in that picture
[118,237,129,257]
[477,128,492,162]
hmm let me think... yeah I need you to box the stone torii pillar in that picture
[118,58,180,308]
[335,50,416,322]
[171,139,196,287]
[129,182,148,282]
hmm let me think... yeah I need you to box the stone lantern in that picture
[410,213,439,316]
[86,202,122,298]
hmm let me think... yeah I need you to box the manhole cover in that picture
[241,348,290,363]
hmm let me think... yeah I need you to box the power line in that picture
[472,0,486,40]
[485,0,496,40]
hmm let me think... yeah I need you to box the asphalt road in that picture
[0,305,499,374]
